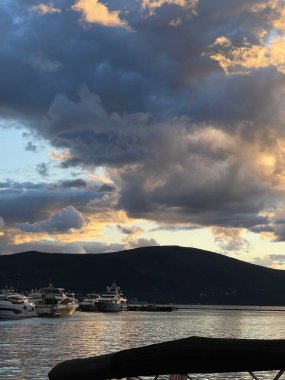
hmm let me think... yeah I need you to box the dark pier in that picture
[127,303,177,311]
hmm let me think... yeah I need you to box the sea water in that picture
[1,308,285,379]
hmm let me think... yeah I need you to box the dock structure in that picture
[49,336,285,380]
[127,303,177,311]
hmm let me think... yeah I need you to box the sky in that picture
[1,0,285,267]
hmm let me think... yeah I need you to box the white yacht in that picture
[27,289,43,305]
[36,285,78,317]
[79,293,100,311]
[96,282,127,312]
[0,290,37,319]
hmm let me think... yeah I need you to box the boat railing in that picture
[122,371,284,379]
[48,336,285,380]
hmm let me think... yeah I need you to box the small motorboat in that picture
[0,289,37,319]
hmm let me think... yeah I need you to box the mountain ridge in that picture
[1,245,285,305]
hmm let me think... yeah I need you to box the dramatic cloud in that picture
[16,206,87,233]
[208,36,285,75]
[1,0,285,257]
[0,180,108,224]
[211,227,251,254]
[87,192,118,211]
[250,0,285,31]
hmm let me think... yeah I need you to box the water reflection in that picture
[1,309,285,379]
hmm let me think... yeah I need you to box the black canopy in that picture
[48,336,285,380]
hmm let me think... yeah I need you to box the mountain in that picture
[1,246,285,305]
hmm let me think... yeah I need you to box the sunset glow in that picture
[1,0,285,268]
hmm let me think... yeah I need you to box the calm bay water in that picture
[1,308,285,379]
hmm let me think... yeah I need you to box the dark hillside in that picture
[1,246,285,305]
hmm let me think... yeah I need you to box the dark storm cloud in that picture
[1,0,281,121]
[60,178,87,188]
[98,184,115,193]
[0,180,112,225]
[271,218,285,242]
[42,88,151,166]
[118,164,272,228]
[1,0,285,238]
[16,205,86,233]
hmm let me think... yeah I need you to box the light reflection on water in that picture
[1,309,285,379]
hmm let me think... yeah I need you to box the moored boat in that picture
[0,290,37,320]
[27,289,43,305]
[96,282,127,312]
[36,285,78,317]
[79,293,100,311]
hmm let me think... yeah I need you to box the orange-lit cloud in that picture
[49,149,71,161]
[0,207,133,254]
[250,0,285,32]
[211,227,250,254]
[198,126,285,192]
[12,207,131,245]
[31,2,61,15]
[208,37,285,75]
[72,0,128,28]
[141,0,198,14]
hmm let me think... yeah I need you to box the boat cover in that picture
[48,336,285,380]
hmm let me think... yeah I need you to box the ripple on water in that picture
[1,309,285,379]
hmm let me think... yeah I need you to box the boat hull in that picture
[36,304,77,317]
[96,301,127,312]
[80,303,98,312]
[0,304,37,319]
